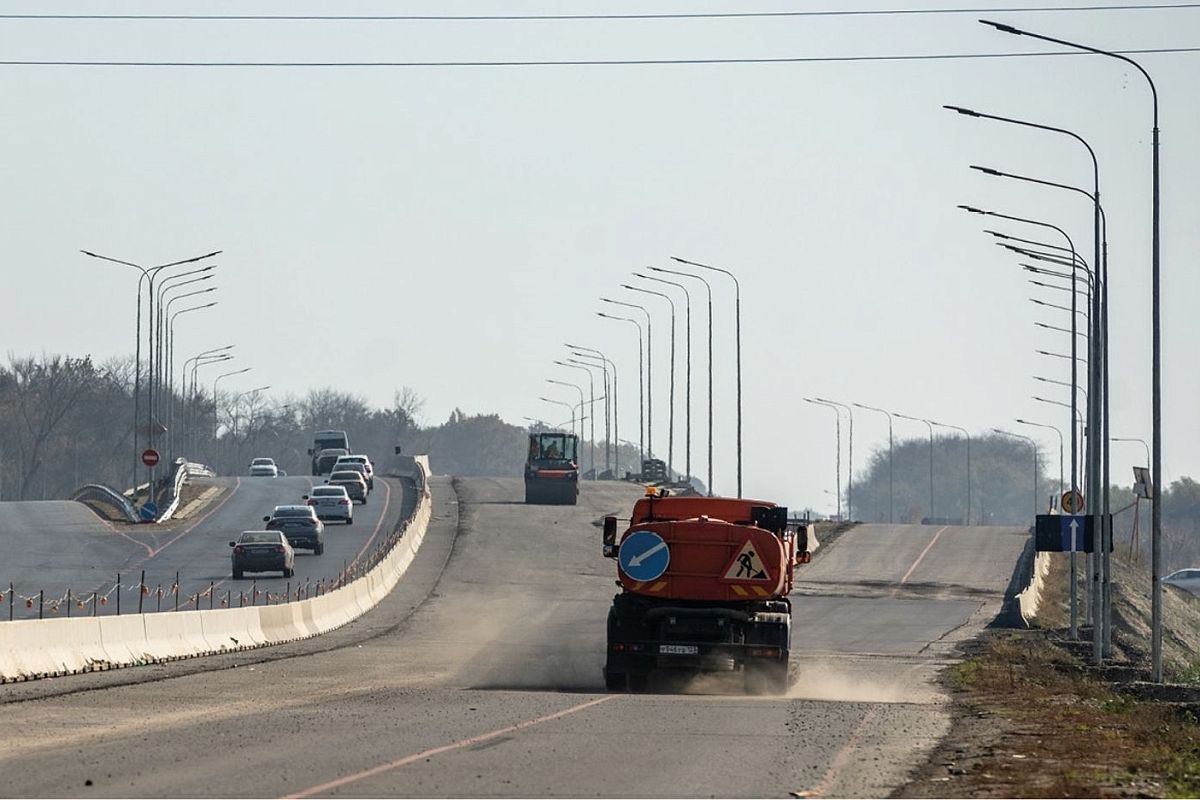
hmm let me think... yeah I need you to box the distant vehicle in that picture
[314,448,349,476]
[304,485,353,525]
[327,470,368,504]
[263,505,325,554]
[334,455,374,490]
[248,457,278,477]
[524,432,579,505]
[229,530,294,579]
[1164,569,1200,596]
[309,431,350,475]
[332,458,372,491]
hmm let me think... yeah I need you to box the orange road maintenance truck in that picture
[524,432,580,505]
[602,489,811,694]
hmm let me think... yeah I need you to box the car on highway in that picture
[304,485,353,525]
[327,470,368,504]
[1164,568,1200,596]
[332,457,373,491]
[229,530,295,579]
[248,457,279,477]
[263,505,325,554]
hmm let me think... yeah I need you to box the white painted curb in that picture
[1017,550,1052,625]
[0,457,432,682]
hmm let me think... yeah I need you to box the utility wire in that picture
[0,47,1196,68]
[1,4,1198,21]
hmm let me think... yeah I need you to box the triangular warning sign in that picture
[723,540,770,581]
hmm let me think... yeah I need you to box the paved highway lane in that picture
[0,478,1029,797]
[0,475,415,618]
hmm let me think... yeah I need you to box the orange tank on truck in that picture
[601,490,812,695]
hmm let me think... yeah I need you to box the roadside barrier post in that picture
[9,582,13,621]
[93,591,98,616]
[67,589,72,618]
[138,570,145,613]
[209,581,215,609]
[116,573,121,616]
[174,572,180,612]
[39,590,44,620]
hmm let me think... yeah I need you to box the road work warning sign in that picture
[723,540,769,581]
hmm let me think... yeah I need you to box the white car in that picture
[304,485,353,525]
[333,456,373,491]
[249,457,278,477]
[1164,568,1200,596]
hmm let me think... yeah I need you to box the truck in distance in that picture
[524,432,580,505]
[601,489,811,695]
[308,430,350,475]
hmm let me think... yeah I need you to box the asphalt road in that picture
[0,474,415,618]
[0,477,1030,797]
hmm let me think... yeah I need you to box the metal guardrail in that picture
[70,484,139,524]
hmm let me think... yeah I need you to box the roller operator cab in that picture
[602,489,813,695]
[524,432,580,505]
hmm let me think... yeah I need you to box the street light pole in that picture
[567,354,610,477]
[82,248,221,489]
[897,414,935,522]
[555,361,596,479]
[539,397,577,436]
[984,12,1161,681]
[597,313,644,468]
[568,344,619,477]
[623,284,676,480]
[602,298,652,461]
[994,428,1039,519]
[546,379,586,445]
[927,419,971,526]
[672,256,741,497]
[651,265,714,495]
[636,271,692,483]
[816,398,854,521]
[804,398,842,520]
[853,403,894,524]
[167,302,218,457]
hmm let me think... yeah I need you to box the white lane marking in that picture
[898,525,948,586]
[283,694,616,798]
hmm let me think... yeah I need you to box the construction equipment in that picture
[601,489,812,694]
[524,432,580,505]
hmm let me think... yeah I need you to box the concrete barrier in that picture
[1017,550,1052,625]
[0,457,433,683]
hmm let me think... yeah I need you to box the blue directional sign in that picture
[139,502,159,522]
[1035,514,1099,552]
[618,530,670,582]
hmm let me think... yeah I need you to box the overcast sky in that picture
[1,1,1197,512]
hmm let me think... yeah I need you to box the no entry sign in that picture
[141,448,160,467]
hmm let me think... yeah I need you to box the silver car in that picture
[304,485,353,525]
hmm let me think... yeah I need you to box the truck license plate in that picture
[659,644,698,655]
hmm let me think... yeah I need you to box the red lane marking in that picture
[283,695,616,799]
[350,477,392,567]
[121,478,244,571]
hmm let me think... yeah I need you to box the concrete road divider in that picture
[0,457,432,683]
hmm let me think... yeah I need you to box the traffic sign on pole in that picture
[1062,490,1084,514]
[141,448,161,467]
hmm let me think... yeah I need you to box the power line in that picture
[1,4,1198,21]
[0,47,1196,68]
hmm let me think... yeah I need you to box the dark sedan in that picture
[264,505,326,555]
[230,530,295,579]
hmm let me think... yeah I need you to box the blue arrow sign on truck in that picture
[618,530,671,582]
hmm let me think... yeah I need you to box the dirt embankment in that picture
[898,551,1200,798]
